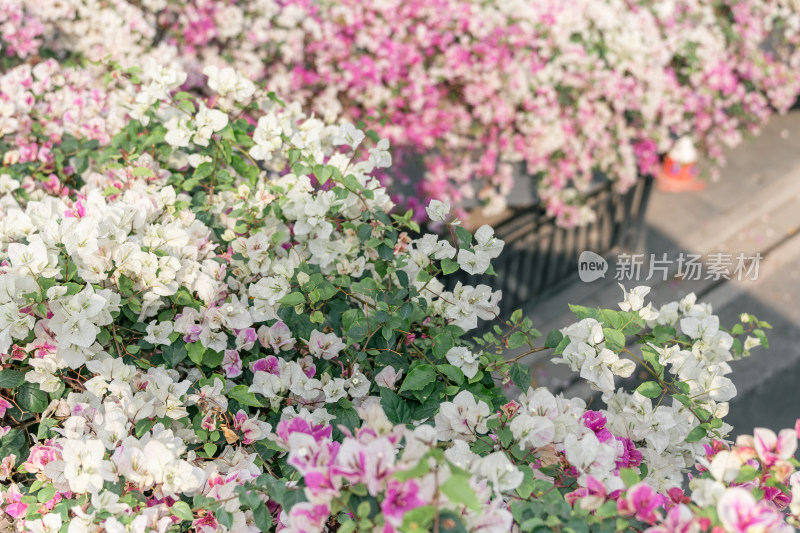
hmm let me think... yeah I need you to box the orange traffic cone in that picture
[657,156,705,192]
[657,138,705,192]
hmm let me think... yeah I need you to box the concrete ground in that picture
[513,110,800,438]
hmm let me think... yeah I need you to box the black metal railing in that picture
[446,175,654,317]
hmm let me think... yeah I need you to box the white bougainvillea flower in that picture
[474,451,523,495]
[618,284,651,312]
[425,199,450,222]
[680,315,720,340]
[192,103,228,146]
[164,116,193,148]
[202,65,255,102]
[368,138,392,168]
[445,346,480,379]
[510,414,555,449]
[375,366,403,390]
[332,122,365,148]
[707,450,742,483]
[473,225,505,259]
[414,234,456,260]
[457,249,490,275]
[23,513,62,533]
[579,348,618,391]
[7,239,56,276]
[144,321,173,346]
[434,391,491,442]
[308,330,346,360]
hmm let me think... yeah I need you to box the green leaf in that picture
[545,330,563,348]
[441,258,459,275]
[436,364,465,385]
[440,476,480,511]
[602,328,626,351]
[131,166,154,177]
[278,292,305,307]
[202,349,224,368]
[635,381,662,398]
[17,382,48,413]
[641,345,664,376]
[380,388,414,424]
[399,365,436,394]
[507,331,527,350]
[695,407,711,421]
[673,394,691,408]
[686,426,707,443]
[204,443,218,457]
[255,475,288,508]
[187,342,206,365]
[509,363,530,391]
[0,370,26,389]
[36,419,57,440]
[619,468,640,488]
[162,343,188,367]
[515,465,536,499]
[252,502,272,531]
[174,287,199,309]
[395,457,431,481]
[454,226,472,245]
[216,508,233,529]
[553,334,571,354]
[734,465,759,483]
[135,418,155,438]
[36,485,55,504]
[402,505,435,532]
[596,500,618,518]
[569,304,602,321]
[497,427,514,448]
[343,174,361,191]
[171,501,194,521]
[331,399,360,435]
[753,329,769,349]
[229,385,266,408]
[432,333,454,360]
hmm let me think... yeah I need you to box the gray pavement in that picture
[513,110,800,437]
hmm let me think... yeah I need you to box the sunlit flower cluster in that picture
[0,63,795,533]
[2,0,800,224]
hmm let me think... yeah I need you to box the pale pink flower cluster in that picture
[3,0,799,224]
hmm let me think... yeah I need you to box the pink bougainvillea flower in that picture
[565,475,607,511]
[0,398,11,418]
[753,427,797,467]
[717,487,793,533]
[617,482,666,524]
[274,417,332,448]
[381,479,425,524]
[582,411,613,443]
[286,502,330,533]
[221,349,242,378]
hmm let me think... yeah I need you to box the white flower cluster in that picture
[545,286,751,490]
[0,65,523,530]
[16,356,268,531]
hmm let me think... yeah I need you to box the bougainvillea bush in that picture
[0,64,798,532]
[2,0,800,224]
